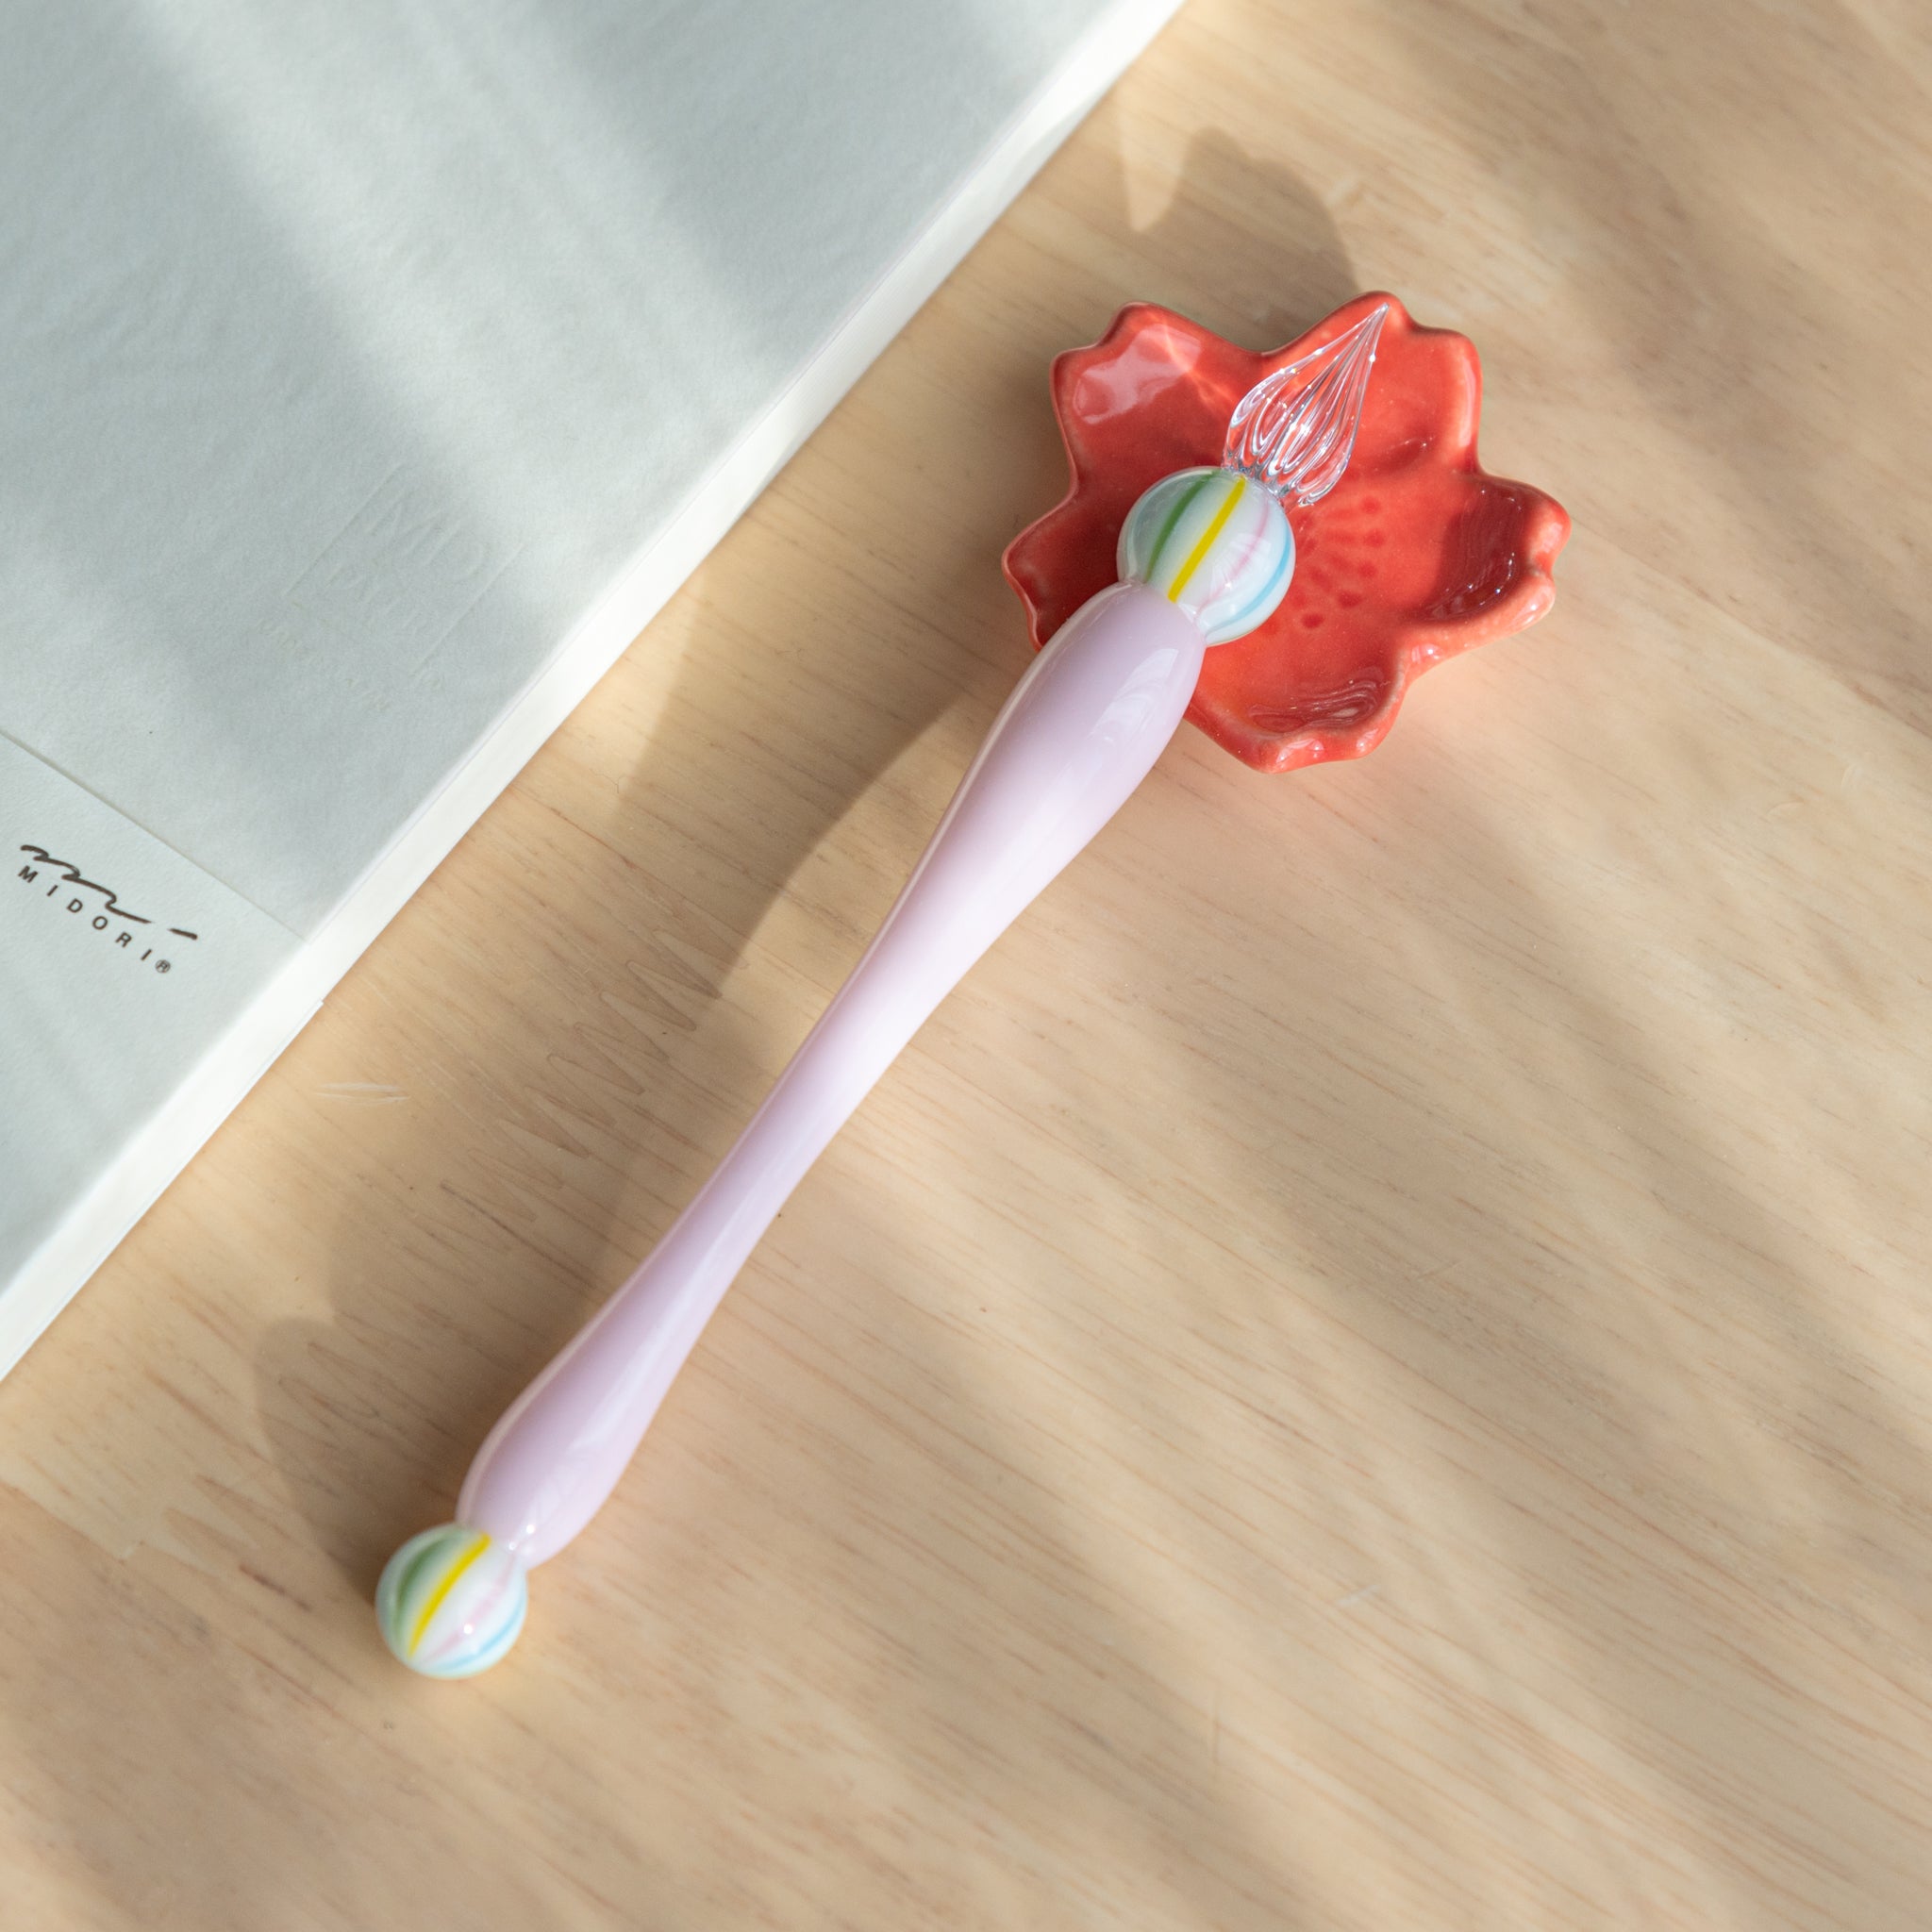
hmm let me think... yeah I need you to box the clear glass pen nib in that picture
[1223,303,1389,507]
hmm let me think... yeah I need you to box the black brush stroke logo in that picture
[18,844,199,938]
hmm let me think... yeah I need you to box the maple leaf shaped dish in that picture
[1003,292,1572,772]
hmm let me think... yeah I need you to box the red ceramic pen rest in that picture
[1003,292,1572,772]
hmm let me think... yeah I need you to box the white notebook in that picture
[0,0,1180,1377]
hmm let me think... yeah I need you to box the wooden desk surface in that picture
[7,2,1930,1925]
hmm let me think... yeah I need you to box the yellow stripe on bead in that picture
[1166,475,1244,603]
[408,1529,490,1654]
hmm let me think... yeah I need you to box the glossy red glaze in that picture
[1002,293,1572,772]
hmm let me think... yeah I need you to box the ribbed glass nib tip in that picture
[1223,303,1388,508]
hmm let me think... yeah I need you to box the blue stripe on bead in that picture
[441,1593,526,1677]
[1214,517,1295,638]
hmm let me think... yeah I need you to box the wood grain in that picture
[5,1,1930,1924]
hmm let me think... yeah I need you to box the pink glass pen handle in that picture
[375,307,1388,1678]
[373,586,1202,1677]
[460,582,1199,1557]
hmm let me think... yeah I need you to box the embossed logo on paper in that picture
[288,468,515,670]
[14,843,198,972]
